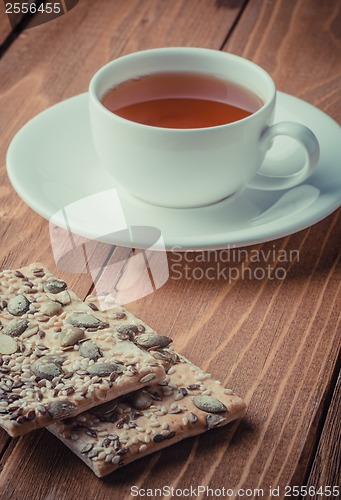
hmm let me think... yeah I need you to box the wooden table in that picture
[0,1,340,498]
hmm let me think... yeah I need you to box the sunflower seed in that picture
[0,301,7,310]
[81,443,93,453]
[189,412,198,424]
[87,302,99,311]
[187,384,200,390]
[14,270,25,278]
[153,434,166,443]
[26,410,36,421]
[21,324,39,339]
[88,450,99,459]
[139,373,156,384]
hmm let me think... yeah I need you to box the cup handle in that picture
[247,121,320,190]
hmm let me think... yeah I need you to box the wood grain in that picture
[0,0,20,44]
[0,0,340,498]
[0,0,247,485]
[126,213,341,496]
[0,1,12,44]
[222,0,341,121]
[306,371,341,497]
[0,0,243,286]
[0,0,37,48]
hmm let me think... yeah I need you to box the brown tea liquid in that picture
[101,72,263,129]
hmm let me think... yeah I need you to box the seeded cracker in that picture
[48,299,246,477]
[49,355,246,478]
[0,264,166,436]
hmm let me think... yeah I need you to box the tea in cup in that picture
[89,48,319,208]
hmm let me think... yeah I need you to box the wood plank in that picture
[0,0,37,47]
[0,2,12,43]
[219,0,341,488]
[0,216,340,498]
[0,0,244,277]
[0,0,242,297]
[305,371,341,497]
[0,0,20,44]
[0,0,248,286]
[0,0,247,486]
[0,0,340,497]
[0,432,10,459]
[126,213,341,496]
[222,0,341,121]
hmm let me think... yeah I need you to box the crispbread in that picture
[49,298,246,477]
[0,264,165,436]
[49,352,246,477]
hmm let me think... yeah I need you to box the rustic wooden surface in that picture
[0,0,37,48]
[0,0,21,44]
[0,0,340,498]
[306,372,341,498]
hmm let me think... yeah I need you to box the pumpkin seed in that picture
[47,401,76,419]
[40,301,63,317]
[7,295,30,316]
[206,413,227,429]
[135,333,172,349]
[0,333,17,355]
[79,340,102,360]
[59,326,84,347]
[130,389,153,410]
[87,363,123,377]
[3,318,28,337]
[44,279,67,294]
[31,359,63,381]
[68,313,102,329]
[193,395,227,414]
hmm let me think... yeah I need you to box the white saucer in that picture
[6,92,341,251]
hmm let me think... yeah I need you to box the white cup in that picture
[89,47,319,208]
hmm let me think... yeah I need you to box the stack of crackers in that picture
[0,263,246,477]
